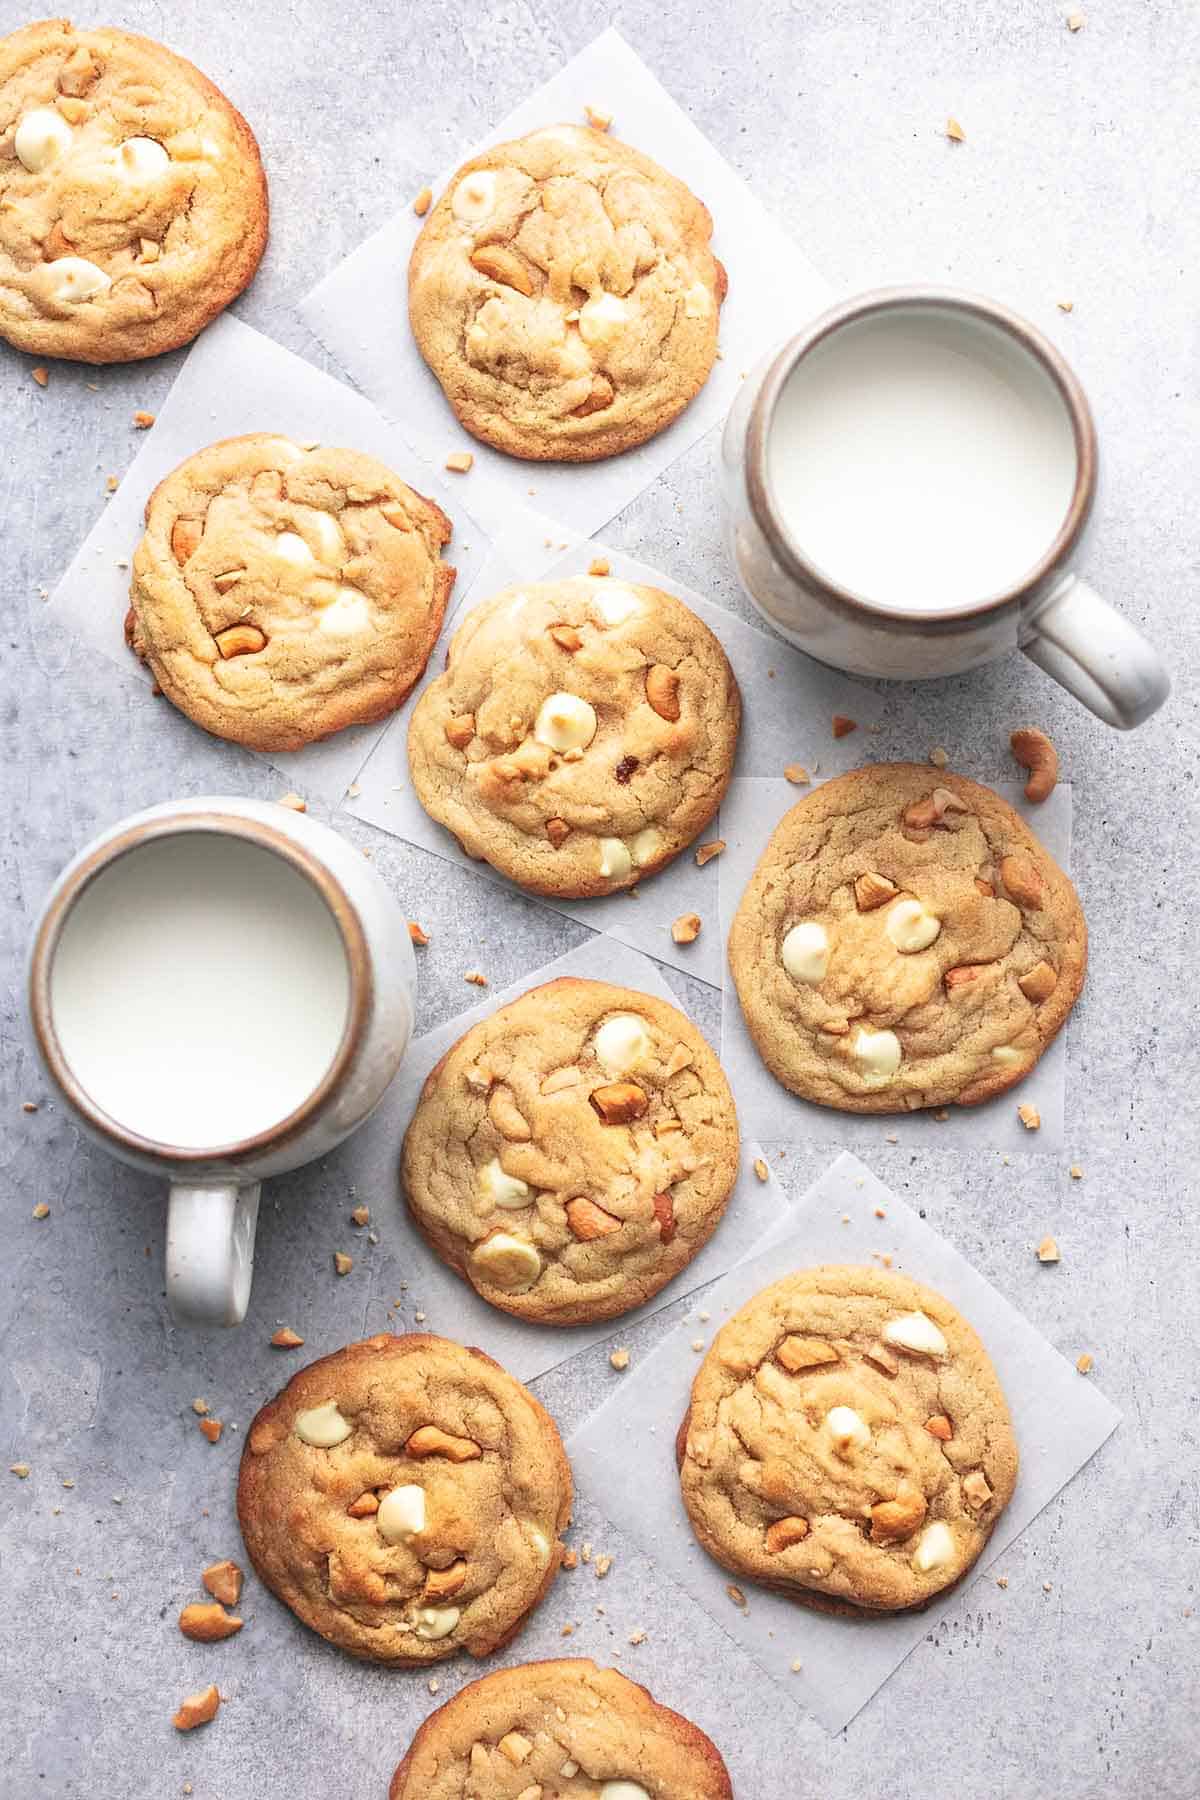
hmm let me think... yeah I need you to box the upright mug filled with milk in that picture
[28,797,415,1326]
[722,287,1170,728]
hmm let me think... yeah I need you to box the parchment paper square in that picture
[717,777,1075,1152]
[568,1150,1120,1732]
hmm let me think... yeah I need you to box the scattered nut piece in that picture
[777,1335,840,1372]
[645,664,681,721]
[862,1343,899,1378]
[31,366,48,387]
[173,1685,220,1732]
[333,1251,353,1276]
[270,1327,304,1348]
[350,1205,370,1228]
[1067,9,1085,29]
[22,1101,38,1113]
[929,746,949,767]
[408,921,429,946]
[584,104,613,130]
[765,1516,810,1553]
[753,1157,769,1182]
[32,1202,50,1220]
[962,1470,993,1510]
[9,1463,30,1478]
[191,1398,209,1415]
[562,1549,578,1570]
[784,764,809,784]
[198,1418,222,1443]
[413,186,432,215]
[444,713,475,749]
[464,971,488,987]
[105,475,118,492]
[1010,727,1058,802]
[566,1196,622,1241]
[946,116,966,141]
[1018,961,1058,1003]
[133,410,155,429]
[588,556,610,576]
[854,871,898,911]
[924,1415,953,1441]
[498,1731,533,1766]
[996,1575,1009,1589]
[1018,1105,1042,1131]
[179,1601,242,1642]
[726,1584,747,1609]
[406,1425,481,1462]
[609,1348,630,1371]
[594,1554,613,1579]
[1076,1352,1093,1374]
[201,1561,242,1606]
[695,838,725,866]
[589,1080,648,1125]
[671,911,701,945]
[1069,1165,1083,1180]
[870,1481,928,1544]
[445,451,474,473]
[1037,1235,1060,1263]
[277,793,306,812]
[831,715,857,738]
[1057,299,1075,312]
[628,1627,647,1645]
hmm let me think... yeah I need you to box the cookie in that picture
[408,577,740,896]
[0,20,267,362]
[677,1265,1018,1614]
[389,1658,733,1800]
[408,124,726,461]
[402,978,740,1326]
[127,434,454,751]
[728,764,1086,1112]
[237,1333,572,1664]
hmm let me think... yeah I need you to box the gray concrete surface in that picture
[2,3,1197,1796]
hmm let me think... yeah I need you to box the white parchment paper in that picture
[717,777,1074,1152]
[45,314,489,804]
[569,1150,1120,1733]
[353,931,794,1383]
[348,511,902,984]
[298,27,833,542]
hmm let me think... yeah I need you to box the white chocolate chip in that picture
[116,136,170,179]
[413,1604,460,1640]
[682,281,712,318]
[317,588,371,635]
[524,1523,550,1558]
[590,582,640,625]
[852,1025,902,1084]
[882,1311,948,1357]
[629,827,663,868]
[293,1400,352,1448]
[15,108,73,172]
[471,1231,542,1292]
[479,1157,532,1210]
[992,1045,1022,1065]
[598,838,632,881]
[593,1013,652,1076]
[376,1484,425,1542]
[578,291,631,346]
[451,169,496,222]
[304,510,345,563]
[826,1405,871,1454]
[560,1762,580,1779]
[913,1521,955,1572]
[780,921,829,984]
[274,530,313,564]
[885,898,941,953]
[600,1785,653,1800]
[39,257,111,305]
[534,692,597,753]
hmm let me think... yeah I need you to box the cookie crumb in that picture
[9,1463,30,1478]
[932,1107,950,1122]
[346,782,361,799]
[691,1338,704,1352]
[874,1206,886,1219]
[464,970,488,987]
[351,1205,370,1227]
[414,1310,426,1323]
[580,1542,592,1564]
[784,764,810,785]
[561,1622,575,1636]
[445,451,474,473]
[31,1202,50,1220]
[929,746,949,767]
[333,1251,353,1276]
[884,1133,898,1144]
[946,116,966,141]
[413,185,432,215]
[106,475,118,492]
[31,366,48,387]
[132,410,155,428]
[562,1549,578,1570]
[628,1626,647,1644]
[427,1677,440,1694]
[726,1584,748,1609]
[1043,1581,1054,1593]
[1076,1352,1093,1374]
[594,1554,613,1579]
[277,793,306,812]
[832,715,857,738]
[996,1575,1009,1589]
[1018,1104,1041,1131]
[1069,1164,1083,1179]
[198,1418,222,1443]
[695,838,725,866]
[408,920,430,945]
[22,1101,38,1113]
[1067,10,1085,29]
[1036,1235,1060,1263]
[671,911,701,945]
[191,1398,209,1416]
[270,1327,304,1348]
[584,104,613,131]
[753,1157,769,1182]
[1057,299,1075,312]
[609,1348,630,1371]
[587,556,611,576]
[790,1658,802,1673]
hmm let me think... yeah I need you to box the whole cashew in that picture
[1010,727,1058,803]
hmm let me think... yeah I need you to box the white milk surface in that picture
[50,835,351,1149]
[766,307,1078,612]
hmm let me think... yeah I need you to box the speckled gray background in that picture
[2,3,1197,1797]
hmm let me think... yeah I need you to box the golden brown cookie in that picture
[402,978,740,1326]
[0,20,267,361]
[237,1333,572,1665]
[408,124,726,461]
[677,1266,1018,1614]
[127,433,454,751]
[389,1659,733,1800]
[728,764,1086,1112]
[408,576,740,896]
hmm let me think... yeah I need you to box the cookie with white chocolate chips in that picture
[126,434,454,751]
[728,763,1086,1113]
[677,1266,1018,1615]
[408,124,726,460]
[0,20,267,361]
[401,978,740,1325]
[237,1333,572,1665]
[389,1658,734,1800]
[407,577,740,896]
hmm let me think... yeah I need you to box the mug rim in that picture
[28,809,372,1167]
[745,284,1098,628]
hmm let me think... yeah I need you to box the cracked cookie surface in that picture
[677,1265,1018,1614]
[728,763,1086,1112]
[408,124,726,461]
[389,1658,733,1800]
[127,433,454,750]
[401,978,740,1326]
[237,1333,572,1665]
[408,576,740,896]
[0,19,267,361]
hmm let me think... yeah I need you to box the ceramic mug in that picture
[720,286,1170,729]
[28,796,415,1327]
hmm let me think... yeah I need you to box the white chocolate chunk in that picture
[560,1762,580,1780]
[117,136,170,179]
[826,1405,871,1454]
[479,1157,531,1210]
[293,1400,352,1448]
[913,1521,955,1572]
[630,827,663,868]
[413,1604,460,1640]
[274,530,313,564]
[534,691,597,753]
[377,1483,426,1542]
[852,1025,902,1083]
[304,509,345,563]
[593,1013,652,1076]
[598,837,632,881]
[39,257,111,305]
[885,898,941,953]
[524,1523,550,1558]
[780,921,829,984]
[471,1231,542,1292]
[317,589,370,635]
[992,1045,1022,1065]
[600,1785,653,1800]
[590,581,640,625]
[578,291,631,347]
[15,108,73,172]
[882,1311,948,1357]
[682,280,712,318]
[451,169,496,222]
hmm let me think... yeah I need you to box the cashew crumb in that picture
[784,764,810,785]
[31,366,48,387]
[333,1251,353,1275]
[413,186,432,216]
[609,1348,630,1371]
[408,921,430,945]
[445,451,474,473]
[753,1157,769,1181]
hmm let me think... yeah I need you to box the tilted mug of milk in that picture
[721,287,1169,728]
[28,797,416,1326]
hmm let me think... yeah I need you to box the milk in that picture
[766,307,1078,612]
[49,834,351,1148]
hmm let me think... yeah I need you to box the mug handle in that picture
[1022,575,1171,730]
[166,1180,261,1327]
